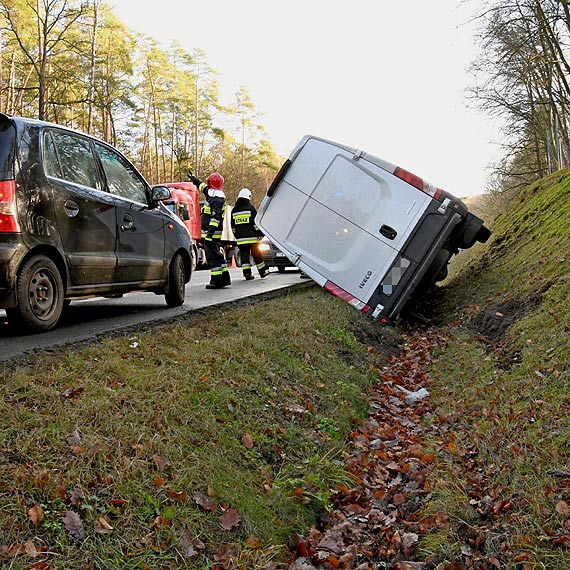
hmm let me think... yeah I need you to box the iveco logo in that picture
[359,271,373,289]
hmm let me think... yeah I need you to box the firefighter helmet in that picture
[206,172,224,190]
[237,188,252,200]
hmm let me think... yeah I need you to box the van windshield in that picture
[0,116,16,181]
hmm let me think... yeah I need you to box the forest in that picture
[470,0,570,200]
[2,1,570,203]
[0,0,281,204]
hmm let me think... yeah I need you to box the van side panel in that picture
[258,137,432,304]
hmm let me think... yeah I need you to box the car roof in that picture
[0,113,113,148]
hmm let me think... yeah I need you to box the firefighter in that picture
[189,171,231,289]
[231,188,269,280]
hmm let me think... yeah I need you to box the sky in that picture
[110,0,500,197]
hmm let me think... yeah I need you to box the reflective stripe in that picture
[233,213,250,224]
[236,237,259,245]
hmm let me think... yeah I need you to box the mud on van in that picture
[255,135,491,324]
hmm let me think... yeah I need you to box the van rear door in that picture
[257,136,431,306]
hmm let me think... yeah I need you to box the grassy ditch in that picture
[0,287,400,569]
[418,171,570,568]
[2,170,570,569]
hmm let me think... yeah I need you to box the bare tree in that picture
[469,0,570,194]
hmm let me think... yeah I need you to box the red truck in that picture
[161,182,202,269]
[160,181,238,269]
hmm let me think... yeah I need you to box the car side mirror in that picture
[150,185,171,204]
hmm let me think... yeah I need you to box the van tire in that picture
[7,254,64,332]
[165,253,185,307]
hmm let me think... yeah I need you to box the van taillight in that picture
[0,180,20,232]
[393,166,443,200]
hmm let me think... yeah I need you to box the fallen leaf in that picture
[152,455,171,472]
[552,535,570,547]
[64,511,85,540]
[109,498,127,506]
[556,500,570,518]
[87,443,104,457]
[242,433,254,449]
[63,386,85,399]
[194,491,216,511]
[23,541,38,557]
[28,505,44,528]
[70,488,84,506]
[220,507,241,531]
[166,489,187,503]
[66,430,81,446]
[245,535,262,549]
[95,517,113,534]
[512,552,534,563]
[150,515,169,529]
[180,533,205,559]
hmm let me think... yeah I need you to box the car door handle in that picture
[64,200,80,218]
[379,225,397,240]
[121,214,136,231]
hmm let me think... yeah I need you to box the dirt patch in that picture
[470,293,542,344]
[352,314,402,358]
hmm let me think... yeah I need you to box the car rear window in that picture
[45,130,101,189]
[0,115,16,181]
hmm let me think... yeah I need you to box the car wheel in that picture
[165,253,185,307]
[6,254,64,332]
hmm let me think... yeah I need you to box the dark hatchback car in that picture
[0,114,193,332]
[258,236,295,272]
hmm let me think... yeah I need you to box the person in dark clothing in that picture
[231,188,269,280]
[189,171,231,289]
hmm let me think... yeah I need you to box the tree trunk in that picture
[87,0,100,134]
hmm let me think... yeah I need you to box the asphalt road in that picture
[0,267,310,363]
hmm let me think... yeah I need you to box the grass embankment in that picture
[1,170,569,569]
[0,287,399,568]
[420,171,570,568]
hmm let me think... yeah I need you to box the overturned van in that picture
[256,135,491,325]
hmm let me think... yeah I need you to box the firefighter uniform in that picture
[231,188,269,280]
[190,172,231,289]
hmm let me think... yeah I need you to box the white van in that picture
[256,135,490,324]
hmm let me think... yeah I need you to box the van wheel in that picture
[165,253,185,307]
[7,254,64,332]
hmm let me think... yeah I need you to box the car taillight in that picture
[393,166,443,200]
[0,180,20,233]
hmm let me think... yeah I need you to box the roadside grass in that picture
[0,287,398,568]
[3,172,570,569]
[418,171,570,567]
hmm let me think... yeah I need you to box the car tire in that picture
[165,253,185,307]
[6,254,64,332]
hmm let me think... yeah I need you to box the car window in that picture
[95,142,147,204]
[46,130,101,189]
[0,116,16,180]
[43,131,62,179]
